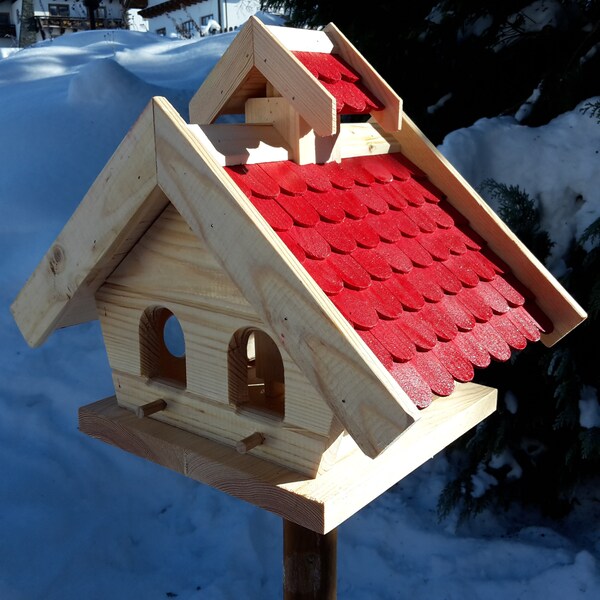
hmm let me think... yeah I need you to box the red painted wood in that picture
[363,212,401,243]
[352,247,393,280]
[417,229,451,261]
[471,322,512,361]
[429,262,463,295]
[457,287,494,322]
[419,301,459,342]
[294,163,332,193]
[303,189,345,223]
[354,156,394,184]
[440,295,476,331]
[390,361,433,408]
[231,152,553,405]
[463,249,498,280]
[341,157,376,186]
[329,253,372,290]
[391,179,425,205]
[324,79,367,113]
[383,275,425,311]
[330,287,379,330]
[316,220,356,254]
[375,242,413,273]
[349,185,389,214]
[366,281,404,318]
[303,258,344,295]
[248,197,294,232]
[322,161,356,190]
[391,153,427,179]
[371,319,416,362]
[329,53,360,82]
[475,281,510,314]
[410,351,456,397]
[507,306,542,341]
[489,313,528,350]
[421,202,455,229]
[390,209,422,237]
[294,51,341,82]
[358,329,394,370]
[395,310,437,351]
[403,204,437,233]
[443,253,480,287]
[405,266,444,303]
[395,235,434,267]
[347,218,381,249]
[230,164,280,198]
[432,341,475,383]
[489,274,526,306]
[453,332,491,368]
[275,194,320,227]
[374,182,409,210]
[288,225,331,260]
[278,231,306,263]
[376,153,415,181]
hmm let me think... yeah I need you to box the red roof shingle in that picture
[293,51,384,115]
[225,153,553,408]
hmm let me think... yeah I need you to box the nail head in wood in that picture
[135,399,167,418]
[236,432,265,454]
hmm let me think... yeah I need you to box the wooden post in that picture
[283,520,337,600]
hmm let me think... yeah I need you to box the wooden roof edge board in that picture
[323,22,403,133]
[79,384,495,533]
[265,24,335,53]
[251,17,338,137]
[188,18,256,125]
[10,100,163,348]
[389,114,587,345]
[152,95,420,459]
[188,123,291,166]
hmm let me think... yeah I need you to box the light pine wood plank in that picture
[265,25,335,53]
[152,96,419,459]
[390,114,587,345]
[11,100,166,347]
[79,383,496,534]
[323,22,403,133]
[251,17,337,137]
[188,123,291,166]
[110,370,335,477]
[188,19,256,124]
[97,204,335,437]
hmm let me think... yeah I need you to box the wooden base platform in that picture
[79,384,496,534]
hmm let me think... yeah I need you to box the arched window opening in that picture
[140,306,187,388]
[228,328,284,420]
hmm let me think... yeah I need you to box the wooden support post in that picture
[283,519,337,600]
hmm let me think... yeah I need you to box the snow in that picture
[1,19,599,600]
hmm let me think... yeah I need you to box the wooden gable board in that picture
[10,101,166,348]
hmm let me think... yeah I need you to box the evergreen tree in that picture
[438,183,600,521]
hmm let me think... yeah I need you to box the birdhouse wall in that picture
[95,203,351,477]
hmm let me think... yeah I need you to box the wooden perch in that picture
[135,399,167,419]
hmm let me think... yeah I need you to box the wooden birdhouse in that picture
[11,17,586,535]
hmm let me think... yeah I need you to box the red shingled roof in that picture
[293,51,384,115]
[225,154,553,408]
